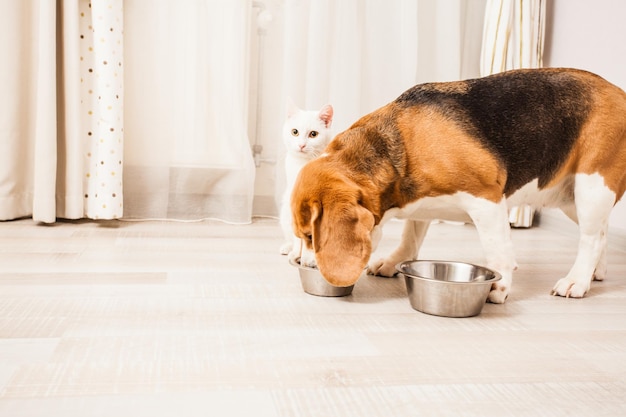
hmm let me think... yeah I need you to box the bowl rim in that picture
[395,259,502,284]
[288,258,318,271]
[289,258,368,274]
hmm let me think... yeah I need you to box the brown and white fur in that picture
[290,68,626,303]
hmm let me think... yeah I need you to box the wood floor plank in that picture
[0,217,625,416]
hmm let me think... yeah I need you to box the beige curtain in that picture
[480,0,546,228]
[0,0,123,223]
[1,0,255,224]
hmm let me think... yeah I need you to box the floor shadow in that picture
[341,273,409,304]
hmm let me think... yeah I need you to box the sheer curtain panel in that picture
[266,0,485,214]
[281,0,420,133]
[123,0,255,223]
[0,0,123,223]
[279,0,485,134]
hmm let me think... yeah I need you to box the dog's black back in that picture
[395,68,597,194]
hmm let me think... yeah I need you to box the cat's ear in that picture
[319,104,334,128]
[286,97,300,118]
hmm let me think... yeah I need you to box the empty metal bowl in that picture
[289,259,355,297]
[396,260,501,317]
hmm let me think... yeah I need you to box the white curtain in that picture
[480,0,546,75]
[123,0,255,223]
[262,0,485,213]
[280,0,483,134]
[0,0,123,223]
[282,0,419,132]
[480,0,546,228]
[0,0,254,224]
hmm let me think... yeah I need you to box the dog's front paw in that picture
[551,278,589,298]
[367,258,398,277]
[299,250,317,268]
[487,282,509,304]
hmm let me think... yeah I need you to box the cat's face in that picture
[282,102,334,158]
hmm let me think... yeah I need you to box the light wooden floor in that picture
[1,217,625,417]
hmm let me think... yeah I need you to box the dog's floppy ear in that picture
[312,199,375,287]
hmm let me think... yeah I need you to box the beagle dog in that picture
[290,68,626,303]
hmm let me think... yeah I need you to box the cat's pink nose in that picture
[299,144,306,151]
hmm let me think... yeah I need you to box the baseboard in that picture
[253,195,278,218]
[537,210,626,252]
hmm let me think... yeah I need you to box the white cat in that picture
[279,100,334,261]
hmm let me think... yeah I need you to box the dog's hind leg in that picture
[594,222,609,282]
[552,173,615,298]
[559,203,608,282]
[367,220,430,277]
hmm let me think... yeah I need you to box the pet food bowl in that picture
[289,259,354,297]
[396,260,501,317]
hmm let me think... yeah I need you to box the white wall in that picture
[544,0,626,233]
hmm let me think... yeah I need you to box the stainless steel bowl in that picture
[289,259,355,297]
[396,260,501,317]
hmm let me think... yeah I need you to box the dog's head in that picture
[291,157,376,287]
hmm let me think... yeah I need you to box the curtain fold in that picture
[480,0,546,76]
[57,0,83,220]
[32,0,59,223]
[0,1,55,222]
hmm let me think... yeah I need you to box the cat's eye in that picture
[291,129,299,136]
[309,131,318,138]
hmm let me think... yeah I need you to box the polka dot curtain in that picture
[80,0,124,219]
